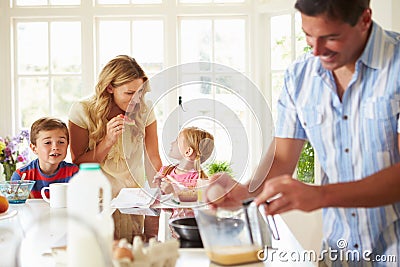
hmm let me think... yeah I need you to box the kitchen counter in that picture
[0,199,316,267]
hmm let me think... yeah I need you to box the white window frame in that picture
[0,0,297,178]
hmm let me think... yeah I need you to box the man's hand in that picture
[254,175,324,215]
[205,172,251,209]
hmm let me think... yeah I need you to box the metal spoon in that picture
[15,173,26,196]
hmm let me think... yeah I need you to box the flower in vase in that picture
[0,130,30,181]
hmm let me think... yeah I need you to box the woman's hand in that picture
[104,114,125,146]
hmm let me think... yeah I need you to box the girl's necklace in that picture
[174,166,195,174]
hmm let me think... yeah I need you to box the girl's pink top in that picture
[159,165,199,187]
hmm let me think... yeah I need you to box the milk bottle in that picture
[67,163,114,267]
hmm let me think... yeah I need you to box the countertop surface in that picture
[0,199,315,267]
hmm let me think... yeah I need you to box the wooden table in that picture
[0,199,315,267]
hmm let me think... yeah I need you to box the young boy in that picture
[11,117,79,198]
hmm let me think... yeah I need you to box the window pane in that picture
[97,0,129,4]
[17,22,48,74]
[53,77,83,121]
[16,0,80,5]
[180,20,212,63]
[215,0,244,2]
[180,0,244,3]
[271,14,291,70]
[214,19,245,71]
[271,71,284,122]
[295,12,308,58]
[180,0,211,3]
[19,77,49,128]
[132,20,164,74]
[51,22,81,73]
[132,0,161,3]
[16,0,47,6]
[98,21,130,67]
[96,0,161,4]
[50,0,80,5]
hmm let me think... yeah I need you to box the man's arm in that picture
[206,137,304,208]
[249,137,305,196]
[321,162,400,207]
[255,134,400,214]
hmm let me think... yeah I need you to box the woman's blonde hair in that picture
[180,127,214,179]
[83,55,150,149]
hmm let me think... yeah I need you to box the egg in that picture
[206,183,226,204]
[113,246,134,261]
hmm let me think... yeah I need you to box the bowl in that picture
[172,185,198,202]
[0,180,35,204]
[169,217,202,242]
[195,209,261,266]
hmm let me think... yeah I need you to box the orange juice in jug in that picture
[206,244,262,265]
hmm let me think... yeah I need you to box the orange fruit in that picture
[0,195,9,213]
[113,246,134,261]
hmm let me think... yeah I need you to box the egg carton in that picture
[113,237,180,267]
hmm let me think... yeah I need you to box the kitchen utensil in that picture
[195,200,280,266]
[242,198,280,249]
[14,173,26,196]
[169,217,201,242]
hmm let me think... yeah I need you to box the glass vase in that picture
[3,163,16,181]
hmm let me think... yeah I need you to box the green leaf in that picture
[296,141,314,183]
[206,161,234,177]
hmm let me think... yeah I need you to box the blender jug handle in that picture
[258,202,280,241]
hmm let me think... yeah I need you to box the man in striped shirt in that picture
[207,0,400,266]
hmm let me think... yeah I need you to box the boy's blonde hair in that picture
[30,117,69,145]
[180,127,214,179]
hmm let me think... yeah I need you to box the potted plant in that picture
[0,130,30,181]
[206,160,234,177]
[296,141,314,183]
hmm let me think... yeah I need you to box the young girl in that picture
[154,126,214,218]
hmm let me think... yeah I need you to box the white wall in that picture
[371,0,400,31]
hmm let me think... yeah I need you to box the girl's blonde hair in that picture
[180,127,214,179]
[83,55,150,149]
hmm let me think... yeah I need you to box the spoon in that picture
[164,175,186,190]
[15,173,26,196]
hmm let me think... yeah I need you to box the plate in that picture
[0,209,18,220]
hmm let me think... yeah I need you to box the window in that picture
[15,20,82,127]
[2,0,266,180]
[97,19,164,74]
[269,11,315,183]
[270,12,306,122]
[177,17,247,169]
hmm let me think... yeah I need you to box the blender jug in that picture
[195,198,279,266]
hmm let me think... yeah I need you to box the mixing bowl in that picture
[195,208,267,266]
[0,180,35,204]
[169,217,201,242]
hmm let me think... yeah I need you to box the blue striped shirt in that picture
[276,22,400,264]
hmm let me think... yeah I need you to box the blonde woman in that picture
[68,55,162,242]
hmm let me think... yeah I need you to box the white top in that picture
[68,100,156,196]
